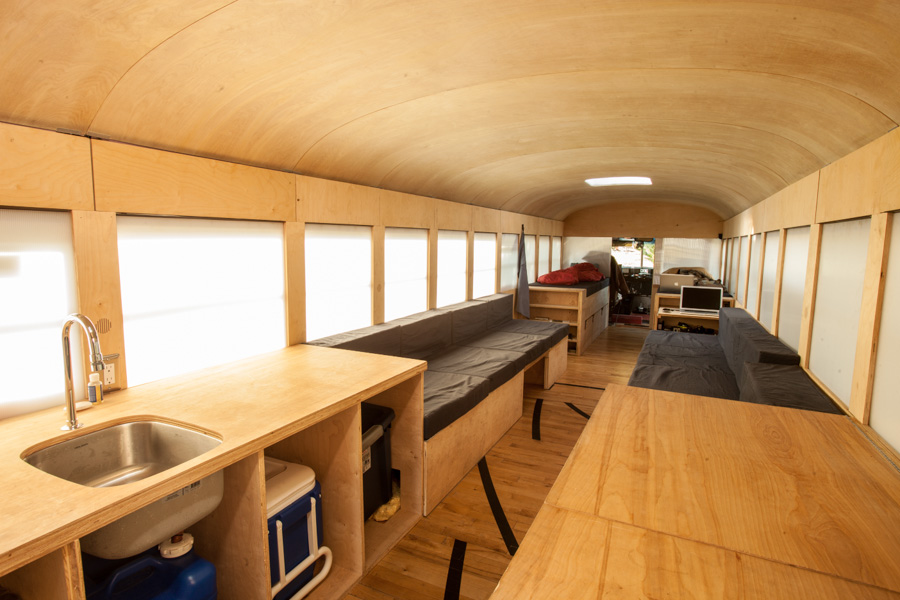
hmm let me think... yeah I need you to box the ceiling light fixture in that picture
[585,176,652,187]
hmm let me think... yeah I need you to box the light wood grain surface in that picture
[0,344,425,578]
[543,384,900,592]
[491,505,900,600]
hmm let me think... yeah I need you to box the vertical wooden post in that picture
[373,224,385,323]
[751,233,766,319]
[284,221,306,345]
[770,229,788,336]
[428,227,438,309]
[466,230,475,300]
[71,211,127,391]
[850,212,893,424]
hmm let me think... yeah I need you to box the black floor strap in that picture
[531,398,543,440]
[565,402,591,419]
[478,457,518,556]
[556,382,606,391]
[443,539,467,600]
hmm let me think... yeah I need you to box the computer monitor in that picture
[659,273,695,294]
[679,286,723,313]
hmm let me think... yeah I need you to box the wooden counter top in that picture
[492,384,900,598]
[0,344,425,577]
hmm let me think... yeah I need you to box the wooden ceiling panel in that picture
[1,1,898,220]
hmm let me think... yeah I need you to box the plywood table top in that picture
[491,505,900,600]
[492,383,900,597]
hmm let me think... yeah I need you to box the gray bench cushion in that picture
[423,371,491,440]
[460,330,549,365]
[393,309,453,360]
[719,308,800,375]
[427,346,524,389]
[475,293,514,329]
[437,300,491,344]
[740,363,843,414]
[495,319,569,346]
[628,363,741,400]
[305,321,403,356]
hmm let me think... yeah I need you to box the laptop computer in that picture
[679,285,723,314]
[659,273,695,294]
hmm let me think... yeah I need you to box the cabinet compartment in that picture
[0,544,82,600]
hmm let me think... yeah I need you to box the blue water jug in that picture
[83,548,217,600]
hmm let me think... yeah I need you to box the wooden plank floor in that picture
[345,324,650,600]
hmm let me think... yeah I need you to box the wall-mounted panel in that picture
[808,218,871,405]
[299,175,379,225]
[763,172,819,231]
[870,213,900,452]
[565,201,722,238]
[94,141,295,221]
[0,123,93,211]
[778,226,810,351]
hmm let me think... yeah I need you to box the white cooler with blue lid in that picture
[264,457,332,600]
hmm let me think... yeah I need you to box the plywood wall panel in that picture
[816,131,898,222]
[472,205,501,232]
[299,175,379,225]
[380,190,434,229]
[565,201,722,238]
[763,172,819,231]
[436,198,472,231]
[93,141,295,221]
[0,123,93,211]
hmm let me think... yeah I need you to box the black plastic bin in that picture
[360,402,395,519]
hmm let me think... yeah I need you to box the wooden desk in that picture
[650,290,734,331]
[491,385,900,598]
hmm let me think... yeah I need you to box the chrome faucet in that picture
[61,314,105,431]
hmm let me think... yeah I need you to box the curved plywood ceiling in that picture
[1,0,898,221]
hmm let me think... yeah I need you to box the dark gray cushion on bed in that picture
[495,319,569,346]
[641,330,721,350]
[740,363,843,414]
[427,345,524,389]
[628,363,741,400]
[460,330,549,364]
[718,308,800,375]
[437,300,490,344]
[476,293,514,329]
[423,371,492,440]
[305,321,403,356]
[393,309,453,360]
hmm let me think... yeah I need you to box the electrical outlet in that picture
[103,362,116,386]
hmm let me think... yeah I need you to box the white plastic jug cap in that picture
[159,532,194,558]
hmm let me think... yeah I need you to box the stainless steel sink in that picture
[22,419,225,559]
[23,419,222,487]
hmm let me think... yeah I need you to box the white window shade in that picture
[871,215,900,452]
[0,209,82,419]
[525,235,536,283]
[385,228,428,321]
[500,234,518,291]
[552,237,562,271]
[759,231,780,330]
[473,232,497,298]
[437,230,467,307]
[809,218,870,405]
[118,216,286,386]
[538,236,551,277]
[746,234,761,314]
[778,226,810,351]
[306,224,372,340]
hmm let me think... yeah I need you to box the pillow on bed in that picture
[571,262,605,281]
[537,267,579,285]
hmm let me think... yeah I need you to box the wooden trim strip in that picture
[850,212,893,423]
[797,224,823,368]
